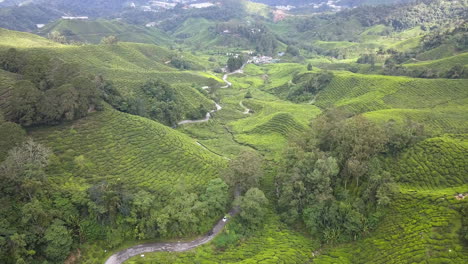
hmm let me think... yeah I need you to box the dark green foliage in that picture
[95,75,126,111]
[307,63,313,71]
[445,64,465,79]
[286,71,333,102]
[276,111,413,243]
[286,45,300,57]
[461,203,468,244]
[0,49,102,126]
[0,119,26,161]
[227,55,246,72]
[131,79,182,126]
[245,90,253,99]
[0,134,229,262]
[0,48,25,73]
[216,22,278,55]
[235,188,269,230]
[357,54,376,66]
[170,56,193,70]
[44,220,73,262]
[223,150,263,195]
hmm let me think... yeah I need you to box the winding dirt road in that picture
[104,209,238,264]
[177,64,247,125]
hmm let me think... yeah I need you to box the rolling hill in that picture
[38,19,173,45]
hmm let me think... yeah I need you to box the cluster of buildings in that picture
[311,1,344,11]
[248,56,279,65]
[140,0,215,12]
[61,16,89,20]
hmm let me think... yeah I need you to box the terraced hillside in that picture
[38,19,173,45]
[313,185,468,263]
[31,107,226,194]
[229,98,321,154]
[389,134,468,189]
[0,28,221,120]
[314,72,468,133]
[404,52,468,77]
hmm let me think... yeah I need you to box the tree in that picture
[445,64,465,79]
[201,178,229,218]
[286,45,300,57]
[223,150,263,195]
[307,63,313,71]
[0,139,51,199]
[47,31,67,44]
[0,120,26,161]
[244,91,252,99]
[101,35,119,45]
[227,56,244,72]
[10,81,41,126]
[0,48,25,73]
[44,220,72,262]
[235,188,268,229]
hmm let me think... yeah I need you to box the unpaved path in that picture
[239,101,250,114]
[177,103,222,125]
[177,63,247,125]
[104,209,238,264]
[221,64,246,88]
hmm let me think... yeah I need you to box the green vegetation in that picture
[389,135,468,189]
[39,19,173,45]
[0,0,467,263]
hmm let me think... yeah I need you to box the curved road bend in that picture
[104,208,238,264]
[177,63,247,125]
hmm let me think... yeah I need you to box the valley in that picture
[0,0,467,264]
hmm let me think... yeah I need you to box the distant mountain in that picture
[250,0,415,7]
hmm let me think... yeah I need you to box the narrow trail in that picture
[104,208,239,264]
[177,63,247,125]
[221,63,246,88]
[239,101,250,114]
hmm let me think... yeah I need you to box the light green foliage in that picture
[31,107,226,194]
[0,28,62,48]
[315,72,468,134]
[389,135,468,188]
[229,99,320,154]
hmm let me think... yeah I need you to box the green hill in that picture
[0,27,62,48]
[38,19,173,45]
[314,72,468,134]
[31,106,226,194]
[0,28,221,121]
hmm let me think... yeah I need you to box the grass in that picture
[30,107,226,194]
